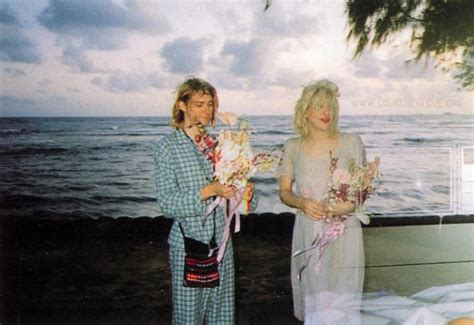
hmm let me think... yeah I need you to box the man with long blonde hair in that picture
[154,77,254,324]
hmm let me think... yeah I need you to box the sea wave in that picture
[255,130,293,135]
[0,147,72,155]
[89,195,156,204]
[397,137,456,144]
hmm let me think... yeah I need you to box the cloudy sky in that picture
[0,0,472,117]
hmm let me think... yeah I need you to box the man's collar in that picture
[174,128,192,145]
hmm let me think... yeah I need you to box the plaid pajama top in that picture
[154,129,227,247]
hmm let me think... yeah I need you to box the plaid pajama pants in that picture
[169,244,235,325]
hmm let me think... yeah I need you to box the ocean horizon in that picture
[1,114,473,219]
[2,113,472,118]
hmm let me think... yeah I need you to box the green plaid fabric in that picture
[170,244,235,325]
[154,129,224,246]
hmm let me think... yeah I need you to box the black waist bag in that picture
[180,223,220,288]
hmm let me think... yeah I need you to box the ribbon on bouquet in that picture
[293,219,346,281]
[202,194,242,263]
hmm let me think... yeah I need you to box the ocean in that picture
[1,115,473,219]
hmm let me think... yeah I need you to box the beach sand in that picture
[0,213,302,324]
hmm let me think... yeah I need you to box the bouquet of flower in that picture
[195,112,281,261]
[294,153,380,278]
[214,117,279,189]
[325,154,379,224]
[195,112,279,192]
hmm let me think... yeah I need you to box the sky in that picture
[0,0,472,117]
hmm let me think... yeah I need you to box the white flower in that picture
[216,112,238,127]
[220,139,241,161]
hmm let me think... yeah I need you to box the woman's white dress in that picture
[279,133,366,324]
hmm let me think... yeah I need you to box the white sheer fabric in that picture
[360,282,474,324]
[279,133,366,324]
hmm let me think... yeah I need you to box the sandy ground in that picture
[1,213,302,324]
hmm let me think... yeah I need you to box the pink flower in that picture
[332,168,351,185]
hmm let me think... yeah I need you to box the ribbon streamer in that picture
[202,197,224,226]
[294,220,347,281]
[215,196,241,262]
[202,194,242,262]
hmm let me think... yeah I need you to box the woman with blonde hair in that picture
[279,79,369,324]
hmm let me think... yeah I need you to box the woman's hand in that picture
[300,198,326,221]
[324,200,356,218]
[201,182,237,201]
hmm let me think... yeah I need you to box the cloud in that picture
[160,37,206,74]
[353,51,437,80]
[211,38,283,91]
[147,72,170,89]
[0,3,41,63]
[36,79,54,93]
[0,94,34,105]
[213,4,323,38]
[0,94,37,116]
[58,28,128,52]
[221,39,269,77]
[91,71,172,93]
[0,2,18,25]
[0,26,42,63]
[256,11,323,37]
[105,73,148,93]
[3,67,26,77]
[38,79,53,88]
[212,73,246,91]
[352,52,383,78]
[91,77,103,85]
[0,94,106,117]
[270,68,314,88]
[38,0,169,34]
[212,7,249,35]
[38,0,170,72]
[212,6,325,90]
[385,54,436,80]
[59,42,99,73]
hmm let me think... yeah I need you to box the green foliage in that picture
[454,46,474,90]
[346,0,474,90]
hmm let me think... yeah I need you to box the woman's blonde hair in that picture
[294,79,340,138]
[171,77,219,129]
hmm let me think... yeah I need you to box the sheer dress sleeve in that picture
[351,134,367,166]
[278,138,298,180]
